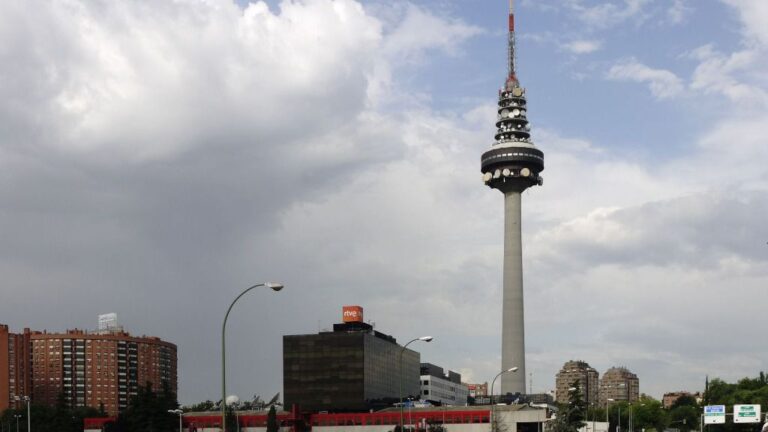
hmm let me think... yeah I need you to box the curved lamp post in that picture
[168,409,183,432]
[490,367,518,432]
[398,336,433,431]
[221,282,284,432]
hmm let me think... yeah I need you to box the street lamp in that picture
[13,415,20,432]
[221,282,284,432]
[13,396,30,432]
[168,409,184,432]
[399,336,433,431]
[629,403,645,432]
[606,399,615,424]
[490,367,519,432]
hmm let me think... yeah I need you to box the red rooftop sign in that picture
[342,306,363,323]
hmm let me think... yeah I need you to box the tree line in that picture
[0,382,179,432]
[549,372,768,432]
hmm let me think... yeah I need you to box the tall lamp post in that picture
[606,399,615,425]
[168,409,183,432]
[490,367,519,432]
[399,336,433,431]
[13,396,30,432]
[13,415,20,432]
[628,403,644,432]
[221,282,284,432]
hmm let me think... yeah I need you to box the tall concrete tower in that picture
[480,0,544,395]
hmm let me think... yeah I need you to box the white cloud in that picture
[667,0,692,24]
[688,44,768,109]
[561,39,603,54]
[383,4,482,61]
[607,58,684,99]
[721,0,768,46]
[566,0,652,29]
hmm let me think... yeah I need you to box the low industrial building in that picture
[85,405,549,432]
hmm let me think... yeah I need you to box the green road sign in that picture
[734,404,761,423]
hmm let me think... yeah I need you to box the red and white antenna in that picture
[507,0,518,86]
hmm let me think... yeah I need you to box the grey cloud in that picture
[0,0,483,404]
[529,192,768,271]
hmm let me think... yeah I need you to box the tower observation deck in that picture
[480,0,544,395]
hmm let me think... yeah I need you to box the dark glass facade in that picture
[283,324,420,412]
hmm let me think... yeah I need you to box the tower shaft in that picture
[502,191,526,394]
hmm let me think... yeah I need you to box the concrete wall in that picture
[496,407,548,432]
[580,421,609,432]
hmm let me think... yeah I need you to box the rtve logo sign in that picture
[342,306,364,323]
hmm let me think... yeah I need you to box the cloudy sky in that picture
[1,0,767,405]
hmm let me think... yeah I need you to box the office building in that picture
[283,306,422,412]
[419,363,468,406]
[0,317,177,415]
[555,360,599,405]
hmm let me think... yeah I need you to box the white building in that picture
[420,363,469,406]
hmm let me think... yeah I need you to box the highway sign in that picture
[734,405,761,423]
[704,405,726,424]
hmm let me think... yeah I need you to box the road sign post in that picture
[704,406,726,425]
[734,405,761,424]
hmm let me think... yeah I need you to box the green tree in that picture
[631,397,666,432]
[225,405,238,432]
[671,395,698,409]
[184,400,216,412]
[668,405,698,432]
[548,382,587,432]
[117,381,179,432]
[0,398,98,432]
[266,405,279,432]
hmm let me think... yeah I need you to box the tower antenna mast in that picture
[507,0,517,85]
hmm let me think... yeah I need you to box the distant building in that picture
[283,306,422,412]
[0,325,31,413]
[662,391,702,408]
[466,382,488,398]
[527,393,554,405]
[420,363,468,405]
[599,367,639,406]
[555,360,599,405]
[1,318,177,415]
